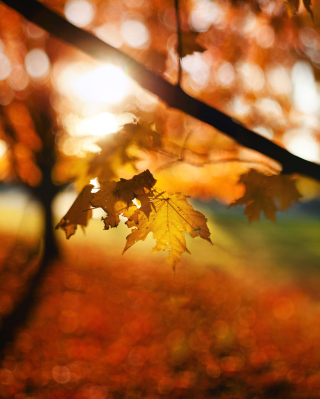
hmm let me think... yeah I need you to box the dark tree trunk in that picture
[0,90,62,355]
[0,179,60,354]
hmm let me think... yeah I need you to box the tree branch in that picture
[1,0,320,182]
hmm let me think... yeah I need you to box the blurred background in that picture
[1,0,320,397]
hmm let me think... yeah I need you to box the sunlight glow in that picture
[74,65,128,104]
[73,112,118,136]
[64,0,95,27]
[25,49,50,79]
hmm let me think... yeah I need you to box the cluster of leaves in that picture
[56,170,212,269]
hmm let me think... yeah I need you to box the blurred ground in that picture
[0,186,320,398]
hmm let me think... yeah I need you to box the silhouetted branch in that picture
[1,0,320,182]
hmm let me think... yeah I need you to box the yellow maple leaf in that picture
[55,184,93,239]
[123,190,212,269]
[230,170,301,223]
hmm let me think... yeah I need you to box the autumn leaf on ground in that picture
[123,189,212,269]
[230,170,301,223]
[56,184,93,239]
[181,31,206,58]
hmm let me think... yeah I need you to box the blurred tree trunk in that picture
[0,91,62,354]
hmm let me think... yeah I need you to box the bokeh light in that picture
[120,20,150,49]
[182,53,211,90]
[238,63,265,92]
[64,0,95,28]
[24,49,50,80]
[94,24,123,48]
[266,65,292,96]
[217,62,235,87]
[256,25,275,48]
[8,65,29,91]
[0,53,12,81]
[292,61,320,114]
[189,0,224,31]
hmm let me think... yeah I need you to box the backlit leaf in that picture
[55,184,94,239]
[230,170,301,223]
[124,190,212,269]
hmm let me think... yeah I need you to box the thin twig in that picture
[152,143,279,175]
[180,130,193,160]
[175,0,183,86]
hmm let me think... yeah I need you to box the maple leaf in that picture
[55,184,93,239]
[123,190,212,269]
[57,170,212,268]
[181,31,206,58]
[114,169,157,204]
[91,181,127,230]
[230,170,301,223]
[268,174,302,210]
[74,120,162,191]
[91,169,156,228]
